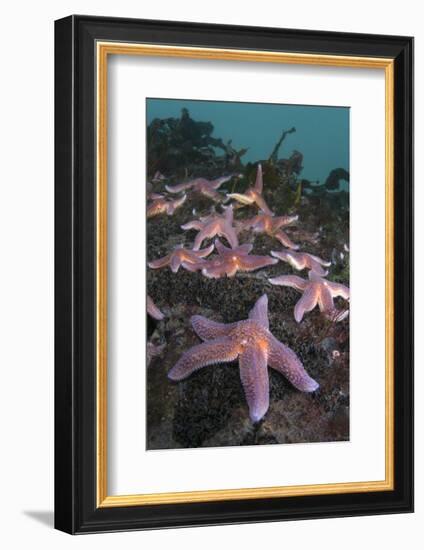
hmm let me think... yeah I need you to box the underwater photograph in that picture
[146,98,350,450]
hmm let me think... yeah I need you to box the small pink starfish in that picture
[168,294,319,423]
[227,164,273,215]
[271,249,331,276]
[147,295,165,321]
[148,244,214,273]
[197,239,278,279]
[243,212,300,250]
[166,175,233,202]
[147,193,186,219]
[268,271,350,323]
[181,204,239,251]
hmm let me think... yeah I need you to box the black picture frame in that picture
[55,14,414,534]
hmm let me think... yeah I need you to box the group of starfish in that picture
[147,164,350,423]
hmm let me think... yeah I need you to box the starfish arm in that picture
[169,253,183,273]
[225,262,240,277]
[288,254,307,270]
[194,243,215,258]
[205,189,224,202]
[327,281,350,300]
[220,225,239,249]
[317,285,335,313]
[238,255,278,272]
[148,192,164,200]
[267,335,319,392]
[223,204,234,224]
[165,182,192,193]
[310,253,331,267]
[254,194,273,216]
[273,215,299,229]
[193,223,218,250]
[167,194,186,214]
[239,345,270,422]
[268,274,308,292]
[308,258,329,277]
[148,254,171,269]
[199,212,215,223]
[191,315,235,341]
[254,164,263,194]
[147,203,164,218]
[248,294,269,330]
[168,338,240,381]
[181,220,204,231]
[214,238,230,256]
[294,284,320,323]
[226,192,255,206]
[181,260,205,272]
[274,230,300,250]
[147,296,165,321]
[201,262,227,279]
[211,175,232,189]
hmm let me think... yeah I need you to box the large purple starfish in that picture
[268,271,350,323]
[271,249,331,276]
[227,164,273,215]
[168,295,319,422]
[181,204,239,250]
[196,239,278,278]
[166,175,233,202]
[148,244,214,273]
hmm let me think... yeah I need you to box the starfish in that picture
[197,239,278,278]
[147,295,165,321]
[268,271,350,323]
[147,193,186,219]
[181,204,239,250]
[168,294,319,422]
[271,249,331,276]
[166,175,233,202]
[227,164,273,215]
[148,243,214,273]
[243,212,300,250]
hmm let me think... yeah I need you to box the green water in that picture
[147,98,349,187]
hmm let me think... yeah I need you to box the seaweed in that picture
[324,167,350,190]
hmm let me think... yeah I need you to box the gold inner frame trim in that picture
[96,41,395,508]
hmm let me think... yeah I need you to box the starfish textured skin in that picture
[271,249,331,276]
[148,244,214,273]
[227,164,273,215]
[166,175,233,202]
[244,212,300,250]
[147,295,165,321]
[147,193,186,219]
[268,271,350,323]
[196,239,278,279]
[168,294,319,422]
[181,204,239,250]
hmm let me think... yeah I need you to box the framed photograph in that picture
[54,15,414,534]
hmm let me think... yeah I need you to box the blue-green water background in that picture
[147,98,349,186]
